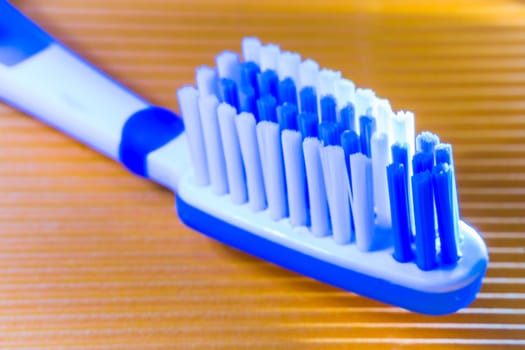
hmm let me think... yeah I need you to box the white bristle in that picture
[335,78,356,111]
[235,112,266,211]
[256,122,269,196]
[390,110,416,232]
[350,153,375,251]
[371,132,392,228]
[375,98,392,135]
[196,65,218,97]
[257,121,288,221]
[355,88,376,118]
[299,59,319,89]
[242,37,262,64]
[176,86,209,186]
[198,95,228,195]
[260,43,281,72]
[391,110,416,156]
[322,146,352,245]
[303,137,330,237]
[282,130,308,227]
[318,69,341,97]
[216,50,241,84]
[217,103,247,204]
[278,51,301,88]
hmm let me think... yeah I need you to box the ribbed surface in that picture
[0,0,524,348]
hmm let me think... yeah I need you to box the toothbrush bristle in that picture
[432,163,460,264]
[298,112,318,139]
[198,94,228,195]
[416,131,440,153]
[412,170,437,271]
[359,115,376,157]
[259,43,280,72]
[277,77,298,105]
[320,95,337,123]
[339,103,356,132]
[240,61,260,96]
[219,78,239,111]
[277,103,298,131]
[258,70,279,100]
[236,112,266,211]
[387,162,413,262]
[257,94,278,122]
[178,36,469,274]
[216,50,241,83]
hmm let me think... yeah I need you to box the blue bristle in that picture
[416,131,440,153]
[392,143,409,168]
[239,85,257,118]
[299,87,318,116]
[435,143,453,165]
[278,103,298,131]
[387,162,414,263]
[412,171,437,271]
[219,78,239,111]
[341,129,360,191]
[278,78,298,106]
[240,61,260,98]
[320,95,337,123]
[432,163,460,265]
[412,151,434,174]
[319,121,338,146]
[258,70,278,98]
[298,112,318,139]
[341,130,360,155]
[340,103,355,131]
[257,95,278,122]
[359,115,376,157]
[392,143,409,181]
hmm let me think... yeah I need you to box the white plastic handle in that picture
[0,43,148,160]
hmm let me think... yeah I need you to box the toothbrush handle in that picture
[0,2,185,184]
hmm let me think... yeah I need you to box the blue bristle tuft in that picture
[219,78,239,111]
[257,95,278,122]
[340,103,355,131]
[278,77,298,106]
[319,121,339,146]
[412,171,437,271]
[240,61,260,98]
[298,112,318,139]
[258,70,279,98]
[341,129,360,191]
[413,151,434,174]
[299,87,318,116]
[359,115,376,157]
[392,143,409,167]
[278,103,298,131]
[387,162,413,263]
[320,95,337,123]
[416,131,440,153]
[341,130,360,155]
[239,84,257,118]
[435,143,453,165]
[433,163,460,265]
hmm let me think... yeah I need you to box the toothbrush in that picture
[0,2,488,315]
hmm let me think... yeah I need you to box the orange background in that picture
[0,0,524,348]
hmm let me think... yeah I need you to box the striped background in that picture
[0,0,524,348]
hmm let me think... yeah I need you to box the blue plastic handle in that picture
[0,1,52,66]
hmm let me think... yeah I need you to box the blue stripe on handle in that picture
[119,106,184,177]
[0,2,52,66]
